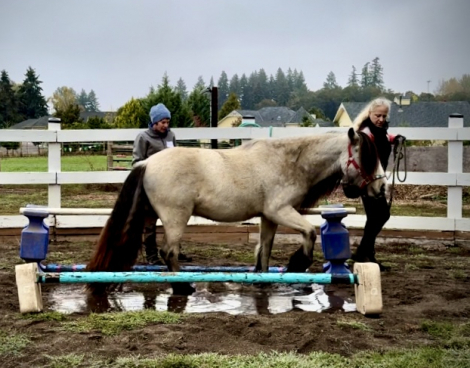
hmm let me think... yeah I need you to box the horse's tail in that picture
[86,162,149,292]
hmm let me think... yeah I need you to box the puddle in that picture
[47,283,356,315]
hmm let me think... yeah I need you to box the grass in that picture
[336,318,372,331]
[45,353,85,368]
[0,329,30,356]
[41,349,470,368]
[0,155,107,172]
[61,310,183,336]
[20,311,67,322]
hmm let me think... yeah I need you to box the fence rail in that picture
[0,115,468,232]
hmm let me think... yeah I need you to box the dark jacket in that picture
[132,128,176,165]
[360,118,392,171]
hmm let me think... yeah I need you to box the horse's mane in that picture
[300,130,379,208]
[357,130,380,176]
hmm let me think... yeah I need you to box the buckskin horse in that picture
[87,128,386,295]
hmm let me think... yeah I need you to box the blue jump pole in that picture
[40,264,287,273]
[38,271,357,285]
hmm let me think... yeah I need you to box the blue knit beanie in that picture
[149,103,171,127]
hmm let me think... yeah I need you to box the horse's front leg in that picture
[264,206,316,272]
[254,216,278,272]
[159,215,195,296]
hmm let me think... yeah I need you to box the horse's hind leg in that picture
[255,216,278,272]
[159,211,195,296]
[264,206,316,272]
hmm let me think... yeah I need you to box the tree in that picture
[86,90,100,112]
[217,71,229,109]
[323,71,339,89]
[256,98,277,109]
[194,76,206,90]
[370,57,384,90]
[175,78,188,101]
[347,66,359,87]
[187,84,210,127]
[87,116,112,129]
[76,89,88,110]
[114,98,148,128]
[274,68,290,106]
[360,62,371,88]
[50,86,77,114]
[0,70,21,128]
[229,74,241,97]
[218,92,241,121]
[144,73,192,127]
[17,67,48,119]
[1,141,20,155]
[54,103,83,127]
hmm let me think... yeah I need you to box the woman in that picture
[132,103,192,264]
[351,97,404,270]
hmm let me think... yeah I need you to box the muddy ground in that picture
[1,237,469,367]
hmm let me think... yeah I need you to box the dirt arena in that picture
[1,235,469,366]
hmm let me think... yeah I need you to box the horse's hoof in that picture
[171,282,196,296]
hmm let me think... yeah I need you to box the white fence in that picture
[0,115,468,232]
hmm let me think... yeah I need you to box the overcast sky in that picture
[1,0,469,111]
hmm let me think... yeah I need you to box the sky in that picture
[1,0,469,112]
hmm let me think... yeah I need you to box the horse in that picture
[86,128,386,295]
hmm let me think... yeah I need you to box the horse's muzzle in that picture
[342,184,362,199]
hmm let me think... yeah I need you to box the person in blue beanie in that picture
[132,103,192,264]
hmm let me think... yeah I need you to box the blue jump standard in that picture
[40,264,287,273]
[37,271,358,285]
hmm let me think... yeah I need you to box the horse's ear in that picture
[348,127,358,144]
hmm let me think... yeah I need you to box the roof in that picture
[10,111,115,129]
[389,101,470,127]
[337,101,470,127]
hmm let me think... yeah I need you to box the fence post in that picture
[48,118,61,209]
[448,113,463,223]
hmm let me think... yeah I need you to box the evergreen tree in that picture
[254,68,269,104]
[114,98,148,128]
[293,70,308,92]
[17,67,48,119]
[0,70,21,128]
[194,76,206,90]
[370,57,384,90]
[175,78,188,101]
[323,71,339,89]
[76,89,88,110]
[218,92,241,121]
[274,68,290,106]
[286,68,294,92]
[144,73,192,127]
[187,85,210,127]
[217,71,229,109]
[54,103,83,127]
[229,74,241,97]
[87,90,100,112]
[360,62,371,88]
[347,66,359,87]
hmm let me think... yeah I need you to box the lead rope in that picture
[388,137,407,208]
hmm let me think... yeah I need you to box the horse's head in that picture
[340,128,387,199]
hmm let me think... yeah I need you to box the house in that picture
[9,111,116,129]
[333,100,470,128]
[218,106,334,128]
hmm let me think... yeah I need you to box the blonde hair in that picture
[353,97,391,131]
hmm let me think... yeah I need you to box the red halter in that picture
[343,134,386,190]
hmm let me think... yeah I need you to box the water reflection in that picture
[48,283,356,315]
